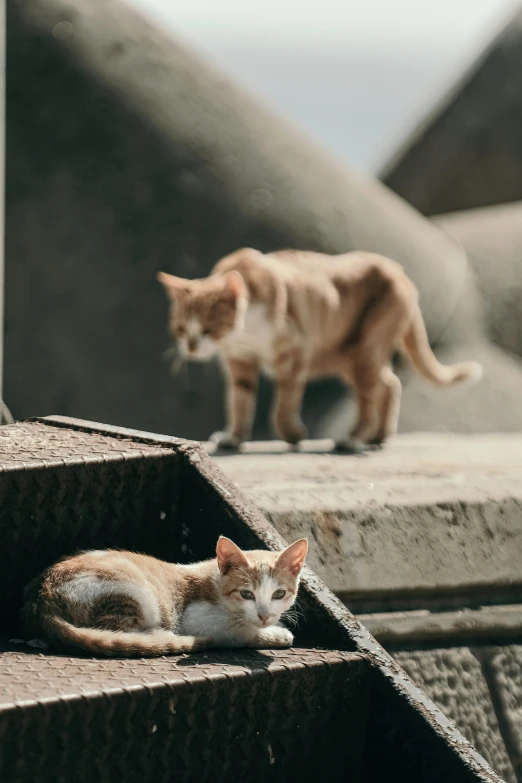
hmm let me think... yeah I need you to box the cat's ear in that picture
[156,271,190,300]
[276,539,308,576]
[216,536,249,574]
[222,271,245,302]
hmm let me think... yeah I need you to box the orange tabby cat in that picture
[158,248,482,450]
[21,537,308,657]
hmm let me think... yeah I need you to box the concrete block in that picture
[380,8,522,215]
[393,647,515,782]
[211,433,522,599]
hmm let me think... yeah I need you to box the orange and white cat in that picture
[158,248,482,450]
[21,537,307,657]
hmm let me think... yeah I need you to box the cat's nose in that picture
[258,611,270,624]
[187,338,198,353]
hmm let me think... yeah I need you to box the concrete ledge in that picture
[209,433,522,601]
[360,605,522,645]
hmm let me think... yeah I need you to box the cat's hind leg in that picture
[271,349,310,445]
[335,369,383,452]
[336,275,410,450]
[336,361,404,451]
[369,366,402,446]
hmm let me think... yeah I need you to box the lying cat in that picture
[158,247,482,450]
[21,536,307,657]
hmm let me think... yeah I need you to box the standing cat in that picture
[158,248,482,450]
[21,536,307,657]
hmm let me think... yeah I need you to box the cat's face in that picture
[157,271,246,361]
[216,537,308,629]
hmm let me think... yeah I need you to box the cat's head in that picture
[215,536,308,629]
[157,271,247,361]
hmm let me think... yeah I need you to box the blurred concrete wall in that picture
[436,202,522,360]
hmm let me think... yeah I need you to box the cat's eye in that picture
[175,326,185,337]
[240,589,254,600]
[201,328,212,337]
[272,589,286,600]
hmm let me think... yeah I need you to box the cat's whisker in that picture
[281,609,302,629]
[173,352,188,378]
[161,345,187,378]
[162,346,178,362]
[293,599,306,616]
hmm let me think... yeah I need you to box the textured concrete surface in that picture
[487,646,522,780]
[211,433,522,597]
[380,8,522,215]
[394,648,516,782]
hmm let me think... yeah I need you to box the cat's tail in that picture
[41,616,210,657]
[400,305,483,388]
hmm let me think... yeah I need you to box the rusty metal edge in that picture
[34,415,502,781]
[29,415,189,447]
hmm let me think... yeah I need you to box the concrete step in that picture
[209,433,522,604]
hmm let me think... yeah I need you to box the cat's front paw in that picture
[209,431,243,450]
[256,626,294,649]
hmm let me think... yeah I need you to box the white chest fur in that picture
[222,303,276,371]
[179,601,232,638]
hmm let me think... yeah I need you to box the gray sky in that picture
[131,0,517,46]
[127,0,519,169]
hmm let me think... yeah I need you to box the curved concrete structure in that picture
[436,202,522,360]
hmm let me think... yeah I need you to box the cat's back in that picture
[266,249,406,284]
[213,247,331,285]
[21,550,170,636]
[213,249,411,328]
[213,247,402,288]
[33,550,173,596]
